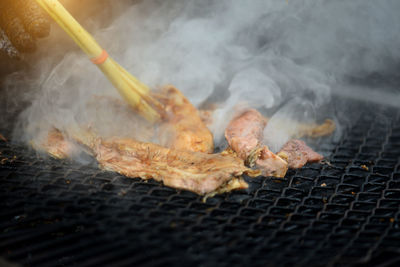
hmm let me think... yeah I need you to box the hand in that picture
[0,0,111,58]
[0,0,110,78]
[0,0,51,58]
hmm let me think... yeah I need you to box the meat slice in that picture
[225,109,267,160]
[64,129,247,195]
[158,86,214,153]
[225,109,287,177]
[256,147,288,177]
[277,139,323,169]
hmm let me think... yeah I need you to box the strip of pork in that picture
[277,139,323,169]
[157,86,214,153]
[41,129,249,195]
[225,109,288,177]
[224,109,266,160]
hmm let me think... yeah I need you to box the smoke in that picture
[3,0,400,152]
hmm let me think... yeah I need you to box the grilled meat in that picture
[225,109,267,160]
[64,129,248,195]
[158,86,214,153]
[277,139,323,169]
[256,146,288,177]
[224,108,328,173]
[33,129,78,159]
[225,109,287,177]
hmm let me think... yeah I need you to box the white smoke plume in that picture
[3,0,400,152]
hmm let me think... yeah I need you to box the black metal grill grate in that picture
[1,102,400,267]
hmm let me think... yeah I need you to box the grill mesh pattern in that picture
[1,104,400,267]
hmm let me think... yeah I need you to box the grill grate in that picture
[1,102,400,267]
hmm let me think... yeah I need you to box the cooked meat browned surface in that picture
[277,139,323,169]
[33,129,77,159]
[225,109,288,177]
[225,109,267,160]
[158,86,214,153]
[54,129,248,195]
[256,146,288,177]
